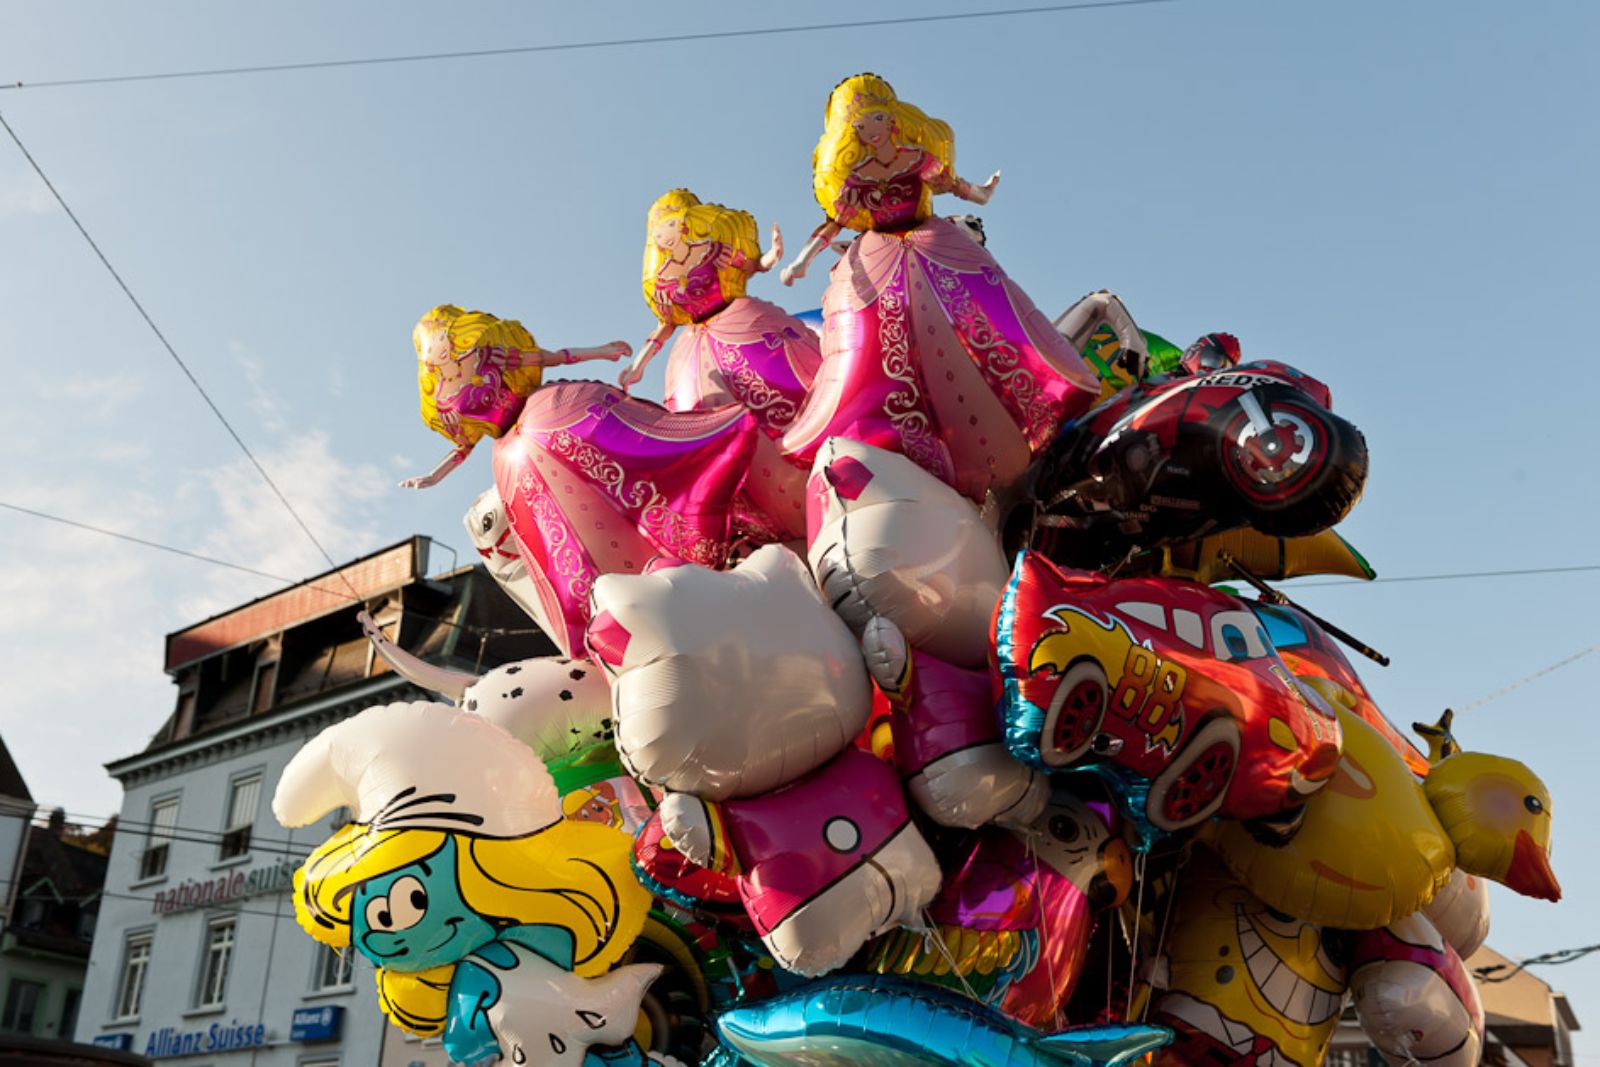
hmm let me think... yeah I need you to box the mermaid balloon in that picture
[402,305,757,657]
[622,190,821,540]
[780,73,1100,502]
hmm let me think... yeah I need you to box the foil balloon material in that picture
[865,785,1130,1029]
[994,551,1342,832]
[492,381,758,658]
[465,487,564,646]
[1424,750,1560,902]
[783,75,1098,503]
[717,975,1172,1067]
[864,618,1046,829]
[1149,850,1347,1067]
[586,544,872,800]
[631,810,746,919]
[657,749,940,977]
[444,940,662,1066]
[1349,913,1484,1067]
[358,611,615,765]
[643,190,820,543]
[1421,869,1491,959]
[275,702,653,1055]
[1024,360,1368,570]
[1155,527,1375,587]
[274,701,563,840]
[806,436,1011,667]
[1206,703,1453,930]
[1249,600,1430,775]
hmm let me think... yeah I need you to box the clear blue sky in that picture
[2,0,1596,1053]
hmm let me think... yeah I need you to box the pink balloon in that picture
[491,381,757,657]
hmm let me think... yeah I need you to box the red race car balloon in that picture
[994,551,1342,832]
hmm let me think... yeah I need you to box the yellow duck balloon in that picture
[1206,704,1558,929]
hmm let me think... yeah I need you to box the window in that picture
[220,776,261,860]
[251,660,278,713]
[140,798,179,880]
[18,898,46,928]
[1324,1051,1373,1067]
[197,919,236,1008]
[1,980,44,1033]
[115,934,152,1020]
[59,989,80,1039]
[311,943,354,992]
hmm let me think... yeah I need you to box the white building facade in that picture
[75,538,542,1067]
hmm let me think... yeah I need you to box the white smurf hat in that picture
[273,701,561,838]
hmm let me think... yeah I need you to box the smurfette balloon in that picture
[274,702,653,1050]
[779,74,1100,502]
[622,190,823,541]
[401,305,758,657]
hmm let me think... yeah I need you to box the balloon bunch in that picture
[273,72,1561,1067]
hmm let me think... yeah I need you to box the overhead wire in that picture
[0,108,362,605]
[1474,944,1600,984]
[0,498,547,639]
[1292,563,1600,589]
[0,0,1180,93]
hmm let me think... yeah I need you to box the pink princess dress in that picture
[655,249,820,542]
[412,307,757,659]
[492,384,756,659]
[781,149,1100,503]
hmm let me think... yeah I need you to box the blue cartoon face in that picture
[351,837,496,972]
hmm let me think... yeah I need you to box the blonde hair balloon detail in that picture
[640,190,762,327]
[777,72,1099,503]
[619,188,823,542]
[812,73,955,232]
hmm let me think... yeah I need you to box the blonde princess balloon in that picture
[780,74,1100,502]
[273,702,661,1065]
[621,191,822,540]
[402,305,758,658]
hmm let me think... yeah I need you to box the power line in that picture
[1458,643,1600,714]
[0,497,547,638]
[1474,943,1600,984]
[1292,563,1600,589]
[0,0,1180,93]
[0,109,357,603]
[1,500,300,586]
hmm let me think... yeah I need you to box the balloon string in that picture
[1138,864,1180,1022]
[918,909,983,1005]
[1125,848,1149,1021]
[1023,831,1066,1032]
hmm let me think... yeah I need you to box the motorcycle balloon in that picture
[1018,362,1367,570]
[1349,913,1484,1067]
[586,545,872,801]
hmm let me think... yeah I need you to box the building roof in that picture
[1469,943,1581,1034]
[0,734,33,802]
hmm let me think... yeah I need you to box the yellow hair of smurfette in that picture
[414,305,545,450]
[641,189,761,327]
[812,73,956,232]
[293,821,650,1037]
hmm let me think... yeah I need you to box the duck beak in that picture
[1504,829,1562,902]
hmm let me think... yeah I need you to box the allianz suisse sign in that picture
[151,857,296,914]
